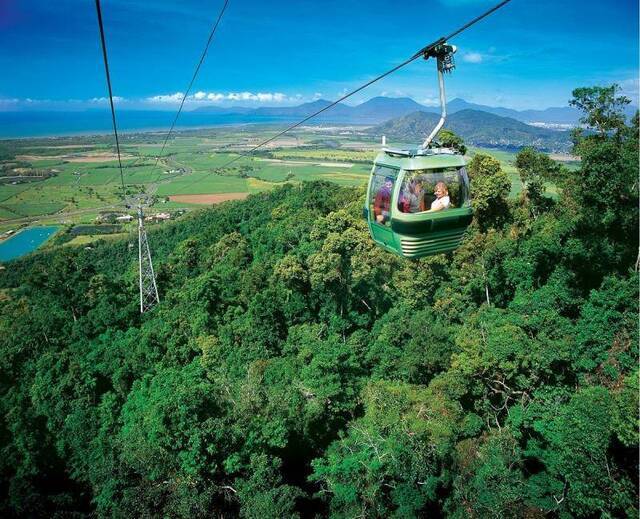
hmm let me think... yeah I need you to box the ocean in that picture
[0,111,291,139]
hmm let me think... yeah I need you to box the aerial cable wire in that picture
[154,0,231,168]
[94,0,127,200]
[182,0,512,191]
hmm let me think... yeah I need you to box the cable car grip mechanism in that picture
[420,42,457,151]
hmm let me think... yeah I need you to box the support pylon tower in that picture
[137,205,160,313]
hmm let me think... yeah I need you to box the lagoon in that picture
[0,226,59,262]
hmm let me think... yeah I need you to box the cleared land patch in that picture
[1,128,550,227]
[65,153,136,163]
[169,193,250,204]
[549,152,579,162]
[256,158,311,165]
[318,162,353,168]
[63,234,128,247]
[17,153,135,163]
[22,145,97,149]
[256,157,353,168]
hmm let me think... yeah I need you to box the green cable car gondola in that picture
[364,43,473,258]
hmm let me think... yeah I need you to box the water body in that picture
[0,111,297,139]
[0,226,59,262]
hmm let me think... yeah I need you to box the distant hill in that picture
[192,96,638,127]
[6,96,635,139]
[369,109,572,151]
[435,98,637,126]
[350,96,427,122]
[194,97,429,124]
[251,99,352,118]
[445,98,582,124]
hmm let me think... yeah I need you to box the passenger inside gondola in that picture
[428,181,450,212]
[399,179,426,213]
[374,176,394,224]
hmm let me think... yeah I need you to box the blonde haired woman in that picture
[429,181,451,212]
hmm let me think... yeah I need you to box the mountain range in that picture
[194,98,575,150]
[193,96,638,126]
[4,95,635,144]
[194,97,427,124]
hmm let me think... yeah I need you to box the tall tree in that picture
[569,84,631,138]
[467,153,511,231]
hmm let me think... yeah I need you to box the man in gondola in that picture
[374,176,394,224]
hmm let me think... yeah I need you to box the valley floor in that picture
[0,125,576,241]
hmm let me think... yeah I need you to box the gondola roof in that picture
[374,147,466,170]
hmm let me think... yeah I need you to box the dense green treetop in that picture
[0,87,637,517]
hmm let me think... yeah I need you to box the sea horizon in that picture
[0,111,302,140]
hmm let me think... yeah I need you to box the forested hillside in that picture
[0,90,638,517]
[370,110,571,151]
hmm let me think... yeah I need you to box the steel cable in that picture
[154,0,231,169]
[95,0,127,199]
[181,0,512,192]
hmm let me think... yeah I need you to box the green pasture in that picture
[467,145,564,199]
[0,129,572,223]
[28,159,68,168]
[169,151,247,171]
[467,146,521,196]
[2,202,66,218]
[0,207,21,219]
[63,233,129,247]
[0,183,35,203]
[155,174,249,196]
[290,164,370,186]
[270,149,376,163]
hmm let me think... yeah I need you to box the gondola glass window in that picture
[398,167,470,213]
[370,166,397,226]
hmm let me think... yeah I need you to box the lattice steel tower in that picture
[95,0,160,314]
[137,203,160,313]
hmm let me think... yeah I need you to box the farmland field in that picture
[0,125,571,235]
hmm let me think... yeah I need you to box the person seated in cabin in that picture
[374,176,394,224]
[428,181,451,212]
[399,179,426,213]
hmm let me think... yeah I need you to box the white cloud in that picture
[146,92,185,103]
[228,91,286,102]
[0,92,306,111]
[380,89,410,98]
[89,96,125,104]
[255,92,287,102]
[143,91,292,104]
[223,91,286,103]
[462,52,483,64]
[420,96,441,107]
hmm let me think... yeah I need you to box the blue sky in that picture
[0,0,637,111]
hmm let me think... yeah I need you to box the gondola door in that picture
[366,164,399,249]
